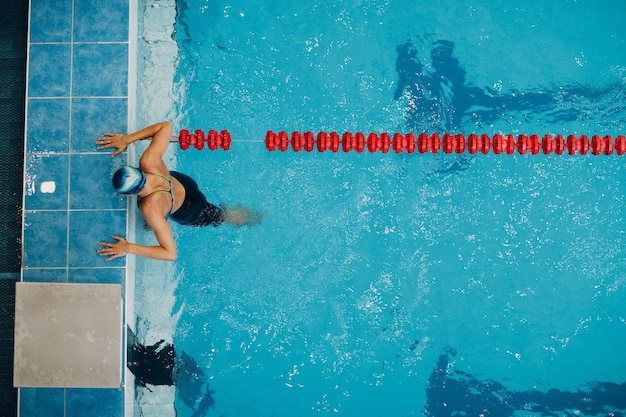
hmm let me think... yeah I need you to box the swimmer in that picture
[97,121,261,261]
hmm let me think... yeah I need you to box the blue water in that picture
[139,1,626,416]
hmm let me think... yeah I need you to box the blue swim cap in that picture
[112,166,146,194]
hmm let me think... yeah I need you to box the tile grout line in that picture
[25,207,128,210]
[24,266,126,270]
[26,151,125,156]
[26,150,125,155]
[28,95,129,100]
[30,41,129,45]
[66,0,76,289]
[20,0,32,287]
[64,0,76,412]
[17,0,33,409]
[23,209,127,213]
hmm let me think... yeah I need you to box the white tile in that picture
[14,282,122,388]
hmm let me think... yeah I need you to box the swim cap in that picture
[112,166,146,194]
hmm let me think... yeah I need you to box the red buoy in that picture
[492,134,504,154]
[221,130,231,150]
[529,134,540,155]
[543,134,555,154]
[517,134,528,154]
[406,133,416,153]
[330,132,340,152]
[317,132,328,152]
[467,134,479,154]
[277,131,289,152]
[454,134,465,154]
[193,130,205,150]
[554,135,564,155]
[179,129,190,150]
[292,131,303,152]
[580,135,590,155]
[615,135,626,156]
[430,133,441,154]
[367,133,379,153]
[591,135,604,155]
[565,135,578,155]
[356,132,366,152]
[265,131,277,152]
[304,131,315,152]
[480,134,491,154]
[380,133,390,153]
[207,130,218,150]
[442,133,453,154]
[342,132,354,153]
[603,135,615,155]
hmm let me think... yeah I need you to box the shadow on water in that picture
[425,348,626,417]
[395,37,624,132]
[394,37,625,176]
[127,328,215,417]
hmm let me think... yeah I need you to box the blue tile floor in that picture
[21,0,134,415]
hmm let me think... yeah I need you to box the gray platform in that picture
[14,282,122,388]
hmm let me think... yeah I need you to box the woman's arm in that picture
[98,235,177,262]
[97,207,177,261]
[97,121,172,158]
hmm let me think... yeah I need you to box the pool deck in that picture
[20,0,136,415]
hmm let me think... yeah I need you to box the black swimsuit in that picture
[138,171,223,227]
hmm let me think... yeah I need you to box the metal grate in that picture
[0,0,28,415]
[0,0,27,276]
[0,279,17,417]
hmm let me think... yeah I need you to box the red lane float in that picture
[175,129,625,156]
[177,129,232,151]
[262,131,625,156]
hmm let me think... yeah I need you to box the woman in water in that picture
[97,121,261,261]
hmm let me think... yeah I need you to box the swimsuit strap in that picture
[148,171,171,184]
[138,172,174,215]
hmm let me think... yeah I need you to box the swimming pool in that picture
[134,1,626,416]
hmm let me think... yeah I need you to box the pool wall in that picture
[20,0,136,415]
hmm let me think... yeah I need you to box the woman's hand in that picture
[98,235,130,261]
[97,132,130,157]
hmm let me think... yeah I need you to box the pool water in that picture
[135,0,626,416]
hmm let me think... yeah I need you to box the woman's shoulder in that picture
[139,152,169,174]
